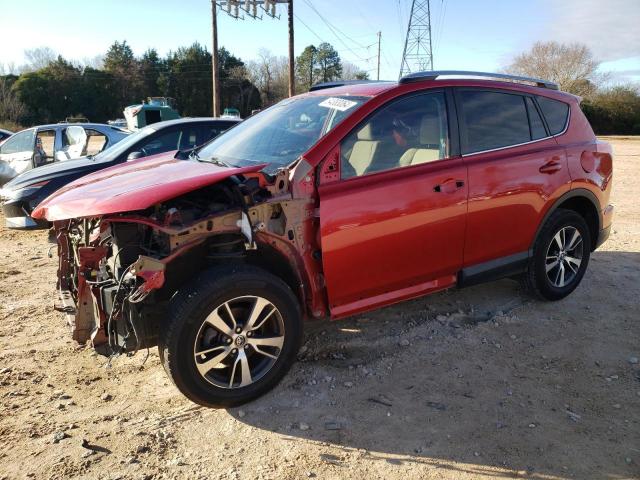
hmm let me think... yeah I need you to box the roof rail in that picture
[309,80,390,92]
[399,70,559,90]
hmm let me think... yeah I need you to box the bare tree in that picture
[0,77,25,124]
[24,47,57,71]
[79,54,105,70]
[342,61,370,81]
[247,49,289,105]
[505,41,603,98]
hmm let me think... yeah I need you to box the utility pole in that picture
[211,1,295,115]
[288,0,295,96]
[400,0,434,77]
[211,0,220,117]
[376,31,381,81]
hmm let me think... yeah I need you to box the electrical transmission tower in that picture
[400,0,434,77]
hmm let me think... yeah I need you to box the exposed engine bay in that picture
[53,169,324,356]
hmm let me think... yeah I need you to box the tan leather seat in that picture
[347,124,380,176]
[399,114,442,167]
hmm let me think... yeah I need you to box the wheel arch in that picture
[531,189,601,253]
[245,241,307,314]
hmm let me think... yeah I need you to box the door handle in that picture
[539,159,562,174]
[434,179,465,193]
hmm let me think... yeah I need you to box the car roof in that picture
[305,81,397,97]
[303,77,577,103]
[145,117,242,130]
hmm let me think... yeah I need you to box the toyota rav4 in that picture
[32,71,614,407]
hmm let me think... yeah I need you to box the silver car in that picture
[0,123,129,184]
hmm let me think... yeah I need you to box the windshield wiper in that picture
[202,156,233,168]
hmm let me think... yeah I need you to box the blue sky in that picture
[1,0,638,83]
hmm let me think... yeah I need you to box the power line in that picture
[301,0,369,62]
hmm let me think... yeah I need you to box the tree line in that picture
[0,40,365,128]
[1,40,638,134]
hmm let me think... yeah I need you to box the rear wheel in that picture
[525,209,591,301]
[159,265,302,407]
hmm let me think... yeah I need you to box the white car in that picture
[0,123,129,184]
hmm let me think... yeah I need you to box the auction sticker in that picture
[318,97,358,111]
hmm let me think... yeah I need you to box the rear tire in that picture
[158,265,302,407]
[524,209,591,301]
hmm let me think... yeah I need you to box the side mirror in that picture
[127,151,143,161]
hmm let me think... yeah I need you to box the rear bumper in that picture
[2,199,50,230]
[595,204,614,249]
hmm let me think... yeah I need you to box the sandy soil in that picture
[0,138,638,480]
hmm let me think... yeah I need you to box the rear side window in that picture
[526,97,547,140]
[537,96,570,135]
[85,129,108,156]
[458,90,531,154]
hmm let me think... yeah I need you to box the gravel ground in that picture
[0,137,638,480]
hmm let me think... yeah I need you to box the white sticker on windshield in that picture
[318,97,358,112]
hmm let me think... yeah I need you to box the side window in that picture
[35,130,55,165]
[0,130,34,155]
[537,96,570,135]
[139,130,181,156]
[341,92,449,179]
[84,129,108,156]
[177,128,200,150]
[200,123,232,144]
[458,90,531,154]
[526,97,547,140]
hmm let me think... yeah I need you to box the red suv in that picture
[33,71,613,407]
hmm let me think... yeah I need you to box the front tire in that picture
[159,265,302,407]
[525,209,591,301]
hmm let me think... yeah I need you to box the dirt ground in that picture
[0,138,638,480]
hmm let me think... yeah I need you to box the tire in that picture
[158,264,302,407]
[524,208,591,301]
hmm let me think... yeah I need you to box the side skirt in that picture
[458,251,530,288]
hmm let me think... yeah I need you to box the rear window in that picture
[458,90,531,154]
[537,96,570,135]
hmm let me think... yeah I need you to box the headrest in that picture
[420,114,440,145]
[356,123,376,141]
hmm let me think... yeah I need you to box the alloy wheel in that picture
[545,226,584,288]
[193,296,285,389]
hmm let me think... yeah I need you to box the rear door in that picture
[318,90,467,317]
[456,88,571,275]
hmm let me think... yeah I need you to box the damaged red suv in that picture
[33,71,614,407]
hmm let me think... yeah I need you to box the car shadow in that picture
[229,250,640,479]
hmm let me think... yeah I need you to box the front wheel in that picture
[159,265,302,407]
[525,209,591,301]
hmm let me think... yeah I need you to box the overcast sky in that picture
[1,0,638,82]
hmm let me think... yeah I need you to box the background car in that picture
[0,128,13,144]
[0,123,129,184]
[0,117,241,229]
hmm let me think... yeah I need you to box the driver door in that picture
[318,91,468,318]
[0,129,36,182]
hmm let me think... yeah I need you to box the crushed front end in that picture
[51,171,325,356]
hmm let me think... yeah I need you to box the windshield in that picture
[93,126,156,162]
[197,95,369,173]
